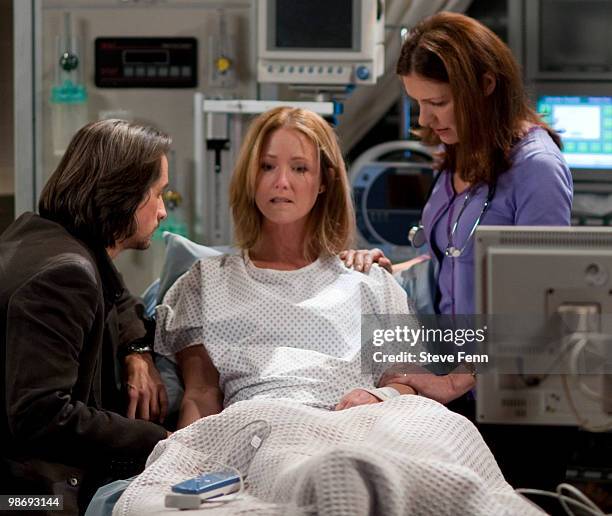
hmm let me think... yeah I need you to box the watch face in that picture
[133,346,152,354]
[125,342,153,355]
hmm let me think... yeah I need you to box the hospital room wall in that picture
[0,0,15,234]
[35,0,256,295]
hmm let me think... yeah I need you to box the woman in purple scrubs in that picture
[343,13,576,491]
[344,12,573,316]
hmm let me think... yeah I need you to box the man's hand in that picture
[124,353,168,423]
[339,248,393,274]
[335,389,381,411]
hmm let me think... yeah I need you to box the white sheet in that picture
[114,396,544,516]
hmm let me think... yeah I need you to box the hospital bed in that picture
[91,232,545,516]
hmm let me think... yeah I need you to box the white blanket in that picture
[114,396,543,516]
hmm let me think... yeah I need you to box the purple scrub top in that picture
[421,127,573,315]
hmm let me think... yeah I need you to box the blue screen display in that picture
[537,96,612,169]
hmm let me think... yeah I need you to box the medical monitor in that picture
[257,0,384,85]
[475,226,612,429]
[353,163,433,247]
[349,141,434,261]
[537,96,612,178]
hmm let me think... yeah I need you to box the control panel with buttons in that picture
[95,37,197,88]
[258,61,375,85]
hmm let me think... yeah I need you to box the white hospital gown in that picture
[155,253,409,410]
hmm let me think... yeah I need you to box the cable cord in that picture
[514,333,612,432]
[516,333,581,387]
[561,374,612,433]
[168,418,272,508]
[197,460,245,506]
[517,483,610,516]
[166,419,317,513]
[563,336,612,432]
[569,337,606,401]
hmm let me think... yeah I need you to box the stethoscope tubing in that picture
[408,170,497,253]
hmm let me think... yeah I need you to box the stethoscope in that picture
[408,171,497,258]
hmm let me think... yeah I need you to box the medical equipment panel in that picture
[353,164,432,247]
[350,141,433,261]
[525,0,612,81]
[507,2,612,191]
[475,226,612,429]
[538,96,612,171]
[95,37,198,88]
[257,0,385,85]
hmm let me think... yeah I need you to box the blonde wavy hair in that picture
[230,107,355,260]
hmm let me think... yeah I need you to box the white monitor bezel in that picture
[257,0,380,63]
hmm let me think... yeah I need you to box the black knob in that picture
[60,52,79,71]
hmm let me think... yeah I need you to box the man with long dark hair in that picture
[0,119,172,514]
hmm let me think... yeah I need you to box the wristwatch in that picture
[121,341,153,359]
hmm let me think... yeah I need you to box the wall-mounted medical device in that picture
[51,12,88,157]
[257,0,385,85]
[95,37,198,88]
[349,141,433,260]
[525,0,612,81]
[538,95,612,183]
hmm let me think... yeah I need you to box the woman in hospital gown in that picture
[155,107,474,429]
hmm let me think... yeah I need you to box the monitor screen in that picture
[475,226,612,428]
[272,0,355,50]
[537,96,612,169]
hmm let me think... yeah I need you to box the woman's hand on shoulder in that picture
[334,389,380,411]
[339,248,393,273]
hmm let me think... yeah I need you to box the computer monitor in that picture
[257,0,384,85]
[475,226,612,429]
[537,96,612,178]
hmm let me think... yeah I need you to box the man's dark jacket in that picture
[0,213,167,512]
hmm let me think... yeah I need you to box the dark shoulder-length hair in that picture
[39,119,171,248]
[396,11,561,184]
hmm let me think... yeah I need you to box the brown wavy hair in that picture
[39,119,171,248]
[229,107,355,260]
[396,11,561,184]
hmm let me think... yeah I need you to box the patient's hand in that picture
[339,248,393,273]
[175,345,223,428]
[335,389,380,411]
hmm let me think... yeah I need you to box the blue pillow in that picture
[141,278,161,318]
[156,232,223,303]
[393,257,437,315]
